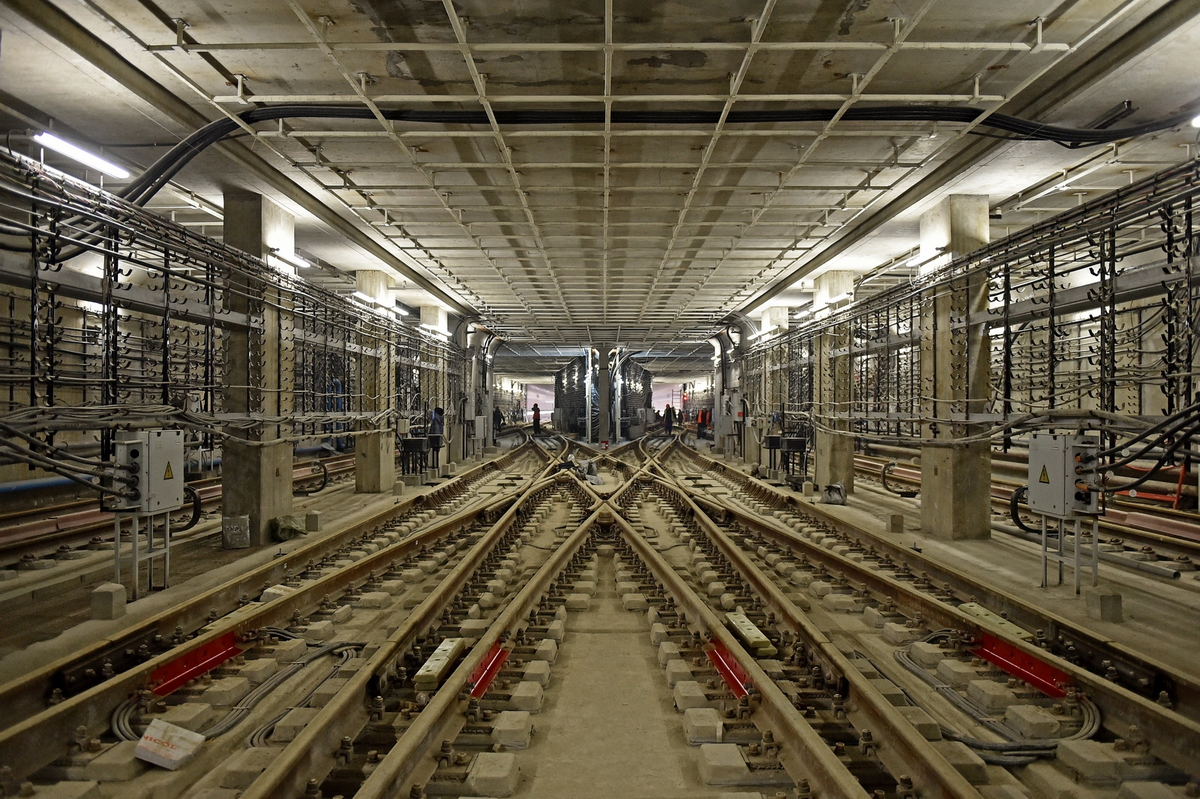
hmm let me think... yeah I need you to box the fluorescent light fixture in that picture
[393,305,409,316]
[1191,114,1200,129]
[825,291,851,305]
[33,132,129,179]
[352,291,377,305]
[748,325,778,340]
[419,323,449,337]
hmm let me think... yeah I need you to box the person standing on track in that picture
[532,403,541,435]
[492,406,503,443]
[664,403,675,436]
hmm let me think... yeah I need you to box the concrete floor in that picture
[515,555,723,799]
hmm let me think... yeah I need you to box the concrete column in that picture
[812,272,855,491]
[919,195,992,539]
[354,271,394,493]
[597,345,612,446]
[420,305,448,470]
[222,193,294,546]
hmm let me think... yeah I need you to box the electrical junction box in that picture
[474,415,486,440]
[112,430,184,514]
[1027,433,1100,518]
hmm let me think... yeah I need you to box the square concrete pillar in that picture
[919,195,992,539]
[355,431,394,494]
[91,582,126,620]
[222,193,295,546]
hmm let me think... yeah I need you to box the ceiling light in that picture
[352,291,377,305]
[419,323,449,338]
[33,132,129,179]
[748,325,778,340]
[1192,114,1200,129]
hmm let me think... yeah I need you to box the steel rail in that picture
[615,509,875,799]
[653,474,984,799]
[235,468,577,799]
[0,449,547,780]
[348,494,600,799]
[664,446,1200,777]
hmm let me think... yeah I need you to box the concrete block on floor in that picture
[882,622,920,645]
[237,657,278,685]
[219,747,283,789]
[491,711,533,749]
[329,604,354,624]
[201,677,251,707]
[90,582,126,621]
[460,619,491,640]
[684,707,724,744]
[358,591,392,609]
[615,581,639,595]
[401,568,425,582]
[658,642,681,666]
[303,620,335,641]
[19,783,101,799]
[931,740,988,784]
[789,570,813,587]
[868,678,907,706]
[1023,761,1080,799]
[808,580,833,597]
[304,511,321,532]
[597,545,615,558]
[774,561,796,576]
[967,679,1018,711]
[272,707,319,742]
[823,593,863,613]
[159,702,214,733]
[622,593,649,611]
[707,582,726,597]
[486,579,507,596]
[310,677,348,708]
[508,681,543,712]
[572,581,596,596]
[909,641,946,669]
[85,742,146,782]
[650,623,670,646]
[478,592,498,609]
[523,660,551,686]
[418,560,439,574]
[271,637,307,663]
[674,681,712,711]
[1057,739,1123,784]
[936,659,979,687]
[862,605,889,628]
[1085,586,1123,623]
[699,744,751,785]
[465,752,519,797]
[1005,705,1061,739]
[533,639,558,663]
[896,705,941,740]
[981,787,1032,799]
[380,580,406,595]
[545,619,565,642]
[665,659,692,687]
[1118,783,1186,799]
[566,593,591,611]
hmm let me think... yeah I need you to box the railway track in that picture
[0,438,1195,799]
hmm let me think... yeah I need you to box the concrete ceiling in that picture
[0,0,1197,381]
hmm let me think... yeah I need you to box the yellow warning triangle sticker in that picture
[1038,465,1050,484]
[163,462,174,481]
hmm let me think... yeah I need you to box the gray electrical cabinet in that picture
[1027,433,1100,518]
[112,430,185,514]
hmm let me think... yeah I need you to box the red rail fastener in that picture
[149,632,241,696]
[470,643,510,698]
[705,641,750,699]
[971,632,1069,698]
